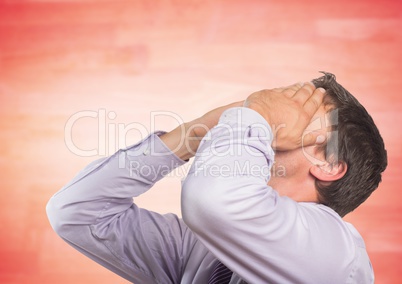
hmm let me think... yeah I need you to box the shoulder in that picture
[297,203,374,283]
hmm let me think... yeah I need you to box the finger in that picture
[292,82,316,103]
[302,131,327,147]
[274,82,303,97]
[303,87,326,117]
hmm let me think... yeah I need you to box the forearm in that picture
[159,123,199,161]
[181,107,301,283]
[160,101,245,161]
[182,107,275,241]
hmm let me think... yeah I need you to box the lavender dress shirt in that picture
[47,107,374,283]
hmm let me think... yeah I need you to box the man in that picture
[47,73,387,283]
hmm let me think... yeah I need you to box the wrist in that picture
[159,123,200,161]
[246,103,271,126]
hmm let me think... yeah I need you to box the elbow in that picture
[181,187,200,232]
[181,175,226,234]
[182,199,207,235]
[182,176,205,232]
[46,195,70,237]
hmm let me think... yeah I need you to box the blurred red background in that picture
[1,0,401,283]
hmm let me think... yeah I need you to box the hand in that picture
[160,101,244,160]
[244,82,325,151]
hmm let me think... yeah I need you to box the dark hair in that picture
[312,72,387,217]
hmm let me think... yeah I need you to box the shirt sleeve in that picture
[46,132,197,283]
[181,107,373,284]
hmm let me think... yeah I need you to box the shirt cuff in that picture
[219,106,270,129]
[122,132,187,183]
[217,107,274,150]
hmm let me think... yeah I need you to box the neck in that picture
[268,173,318,203]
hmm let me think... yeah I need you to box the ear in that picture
[309,161,347,182]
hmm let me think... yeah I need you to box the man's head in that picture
[269,72,387,217]
[311,72,387,216]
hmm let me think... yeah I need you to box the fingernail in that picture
[316,135,326,144]
[317,87,326,93]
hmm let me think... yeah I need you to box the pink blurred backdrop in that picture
[1,0,401,283]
